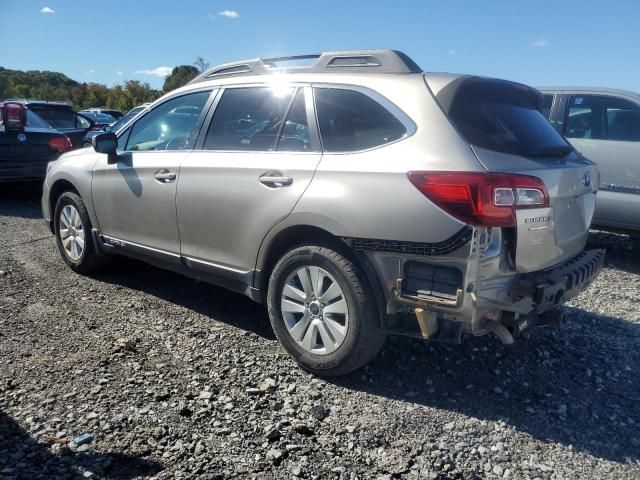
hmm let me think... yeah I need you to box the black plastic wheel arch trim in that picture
[341,227,472,257]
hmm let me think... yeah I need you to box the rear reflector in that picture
[48,136,73,152]
[407,171,549,227]
[2,102,27,131]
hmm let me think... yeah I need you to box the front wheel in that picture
[267,245,386,376]
[53,191,104,273]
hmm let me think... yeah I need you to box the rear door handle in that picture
[259,173,293,188]
[154,169,177,183]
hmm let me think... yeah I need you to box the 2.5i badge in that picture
[17,133,27,142]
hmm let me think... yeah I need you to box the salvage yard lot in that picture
[0,186,639,480]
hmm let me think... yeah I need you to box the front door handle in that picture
[259,172,293,188]
[154,169,177,183]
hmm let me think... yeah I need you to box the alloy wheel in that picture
[59,205,85,261]
[280,266,349,355]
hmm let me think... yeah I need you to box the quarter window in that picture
[314,88,407,152]
[566,95,640,141]
[125,91,210,151]
[204,87,296,151]
[542,95,554,120]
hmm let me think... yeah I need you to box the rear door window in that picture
[203,87,296,151]
[314,88,407,152]
[448,80,571,157]
[566,95,640,142]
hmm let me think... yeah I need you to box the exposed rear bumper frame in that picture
[516,249,606,314]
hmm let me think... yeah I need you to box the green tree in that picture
[162,65,199,93]
[84,83,110,108]
[0,67,162,112]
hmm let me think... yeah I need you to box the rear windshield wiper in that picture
[527,145,574,158]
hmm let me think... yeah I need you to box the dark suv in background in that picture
[0,101,73,182]
[6,100,96,148]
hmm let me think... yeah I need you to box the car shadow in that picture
[91,256,275,340]
[0,182,43,220]
[0,409,163,479]
[329,306,640,465]
[587,229,640,275]
[90,257,640,465]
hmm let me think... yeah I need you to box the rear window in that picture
[449,80,570,157]
[29,106,78,129]
[26,110,50,128]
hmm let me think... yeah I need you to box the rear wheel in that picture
[267,245,386,376]
[54,191,104,273]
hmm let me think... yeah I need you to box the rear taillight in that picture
[2,102,27,131]
[407,171,549,227]
[48,136,73,152]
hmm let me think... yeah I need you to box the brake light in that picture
[49,136,73,152]
[407,171,549,227]
[2,102,27,131]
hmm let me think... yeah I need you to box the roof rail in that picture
[189,49,422,84]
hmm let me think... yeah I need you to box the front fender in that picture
[43,149,99,229]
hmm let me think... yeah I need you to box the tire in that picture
[53,191,105,273]
[267,245,387,376]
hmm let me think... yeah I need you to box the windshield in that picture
[449,80,572,157]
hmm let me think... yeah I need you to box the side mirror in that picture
[92,132,119,164]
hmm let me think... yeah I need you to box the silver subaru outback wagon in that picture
[42,50,604,376]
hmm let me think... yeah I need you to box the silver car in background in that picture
[42,50,604,376]
[539,87,640,232]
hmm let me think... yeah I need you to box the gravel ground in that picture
[1,185,639,480]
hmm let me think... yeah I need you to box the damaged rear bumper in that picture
[365,237,605,342]
[515,249,606,314]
